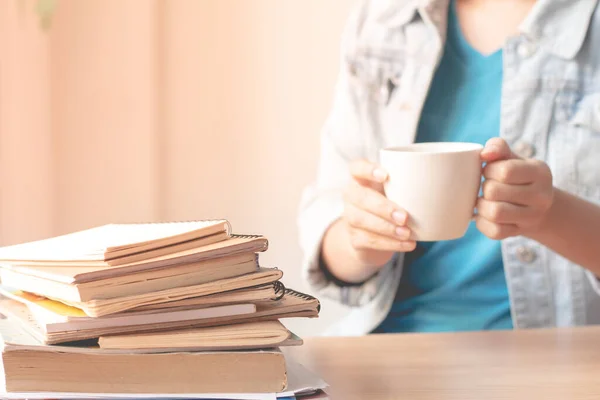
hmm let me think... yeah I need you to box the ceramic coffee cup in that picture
[380,142,483,241]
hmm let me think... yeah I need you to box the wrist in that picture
[525,186,561,242]
[321,219,380,284]
[350,247,390,275]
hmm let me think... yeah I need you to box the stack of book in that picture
[0,220,323,397]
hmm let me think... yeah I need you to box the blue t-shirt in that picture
[373,1,513,333]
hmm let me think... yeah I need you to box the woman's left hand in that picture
[476,138,555,240]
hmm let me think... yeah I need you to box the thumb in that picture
[480,138,517,162]
[349,159,388,191]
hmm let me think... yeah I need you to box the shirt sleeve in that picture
[586,270,600,296]
[297,0,396,308]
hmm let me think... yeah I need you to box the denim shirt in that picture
[298,0,600,336]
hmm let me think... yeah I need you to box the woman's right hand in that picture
[342,159,417,269]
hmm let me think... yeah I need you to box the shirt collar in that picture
[375,0,599,60]
[372,0,421,28]
[519,0,599,59]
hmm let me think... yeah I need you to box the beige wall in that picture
[51,0,161,232]
[160,0,354,334]
[0,0,354,335]
[0,0,54,244]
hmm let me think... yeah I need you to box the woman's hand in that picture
[341,159,417,268]
[477,138,555,240]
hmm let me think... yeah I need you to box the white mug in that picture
[380,142,483,241]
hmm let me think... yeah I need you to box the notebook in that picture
[58,268,283,317]
[130,283,283,312]
[0,252,259,302]
[0,293,256,340]
[176,288,321,329]
[0,294,302,351]
[0,318,287,394]
[0,220,231,264]
[0,282,282,344]
[98,320,300,351]
[0,235,269,281]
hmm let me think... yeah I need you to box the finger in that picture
[350,159,388,185]
[476,198,530,224]
[483,159,540,184]
[480,138,517,163]
[474,215,519,240]
[344,204,412,240]
[349,229,417,252]
[482,179,538,206]
[345,183,408,225]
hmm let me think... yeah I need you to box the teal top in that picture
[374,1,513,333]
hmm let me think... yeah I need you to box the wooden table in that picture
[289,326,600,399]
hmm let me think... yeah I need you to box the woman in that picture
[298,0,600,335]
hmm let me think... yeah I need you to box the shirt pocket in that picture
[345,51,406,106]
[566,93,600,197]
[344,51,409,158]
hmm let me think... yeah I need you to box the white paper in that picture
[277,356,327,397]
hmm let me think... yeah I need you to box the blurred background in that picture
[0,0,355,336]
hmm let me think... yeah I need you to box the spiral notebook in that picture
[0,283,284,344]
[184,288,321,329]
[0,286,317,344]
[0,295,256,344]
[0,220,231,265]
[130,283,284,312]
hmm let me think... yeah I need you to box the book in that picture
[2,281,282,315]
[130,282,283,312]
[1,267,282,318]
[0,318,287,394]
[0,234,269,281]
[98,320,299,351]
[0,286,313,345]
[0,220,231,264]
[0,294,301,351]
[65,268,283,317]
[0,294,257,343]
[0,357,328,400]
[0,252,258,302]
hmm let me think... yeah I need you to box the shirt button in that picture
[513,141,536,158]
[517,41,537,58]
[516,246,537,264]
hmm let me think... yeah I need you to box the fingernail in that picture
[372,168,388,182]
[482,145,500,155]
[392,210,407,225]
[405,241,417,251]
[395,226,410,238]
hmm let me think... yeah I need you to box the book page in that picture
[0,288,87,318]
[0,313,41,347]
